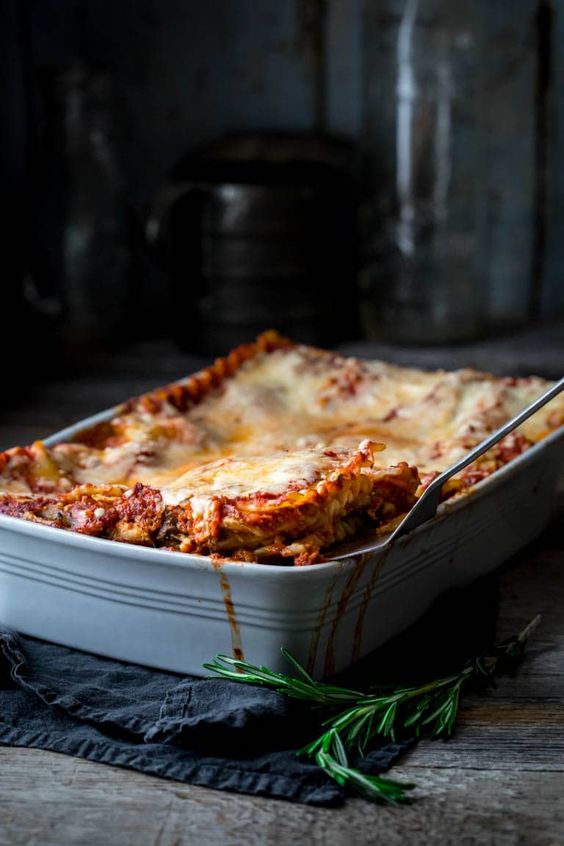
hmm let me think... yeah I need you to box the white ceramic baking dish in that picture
[0,408,562,678]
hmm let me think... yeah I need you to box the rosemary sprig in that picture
[304,728,415,806]
[204,614,540,805]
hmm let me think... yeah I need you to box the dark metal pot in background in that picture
[147,133,359,355]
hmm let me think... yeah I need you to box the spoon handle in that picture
[391,376,564,541]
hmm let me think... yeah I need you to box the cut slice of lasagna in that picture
[156,441,418,563]
[0,441,419,565]
[0,330,562,564]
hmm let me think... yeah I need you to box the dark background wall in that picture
[23,0,362,206]
[3,0,564,369]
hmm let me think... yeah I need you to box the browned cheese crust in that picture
[0,332,562,564]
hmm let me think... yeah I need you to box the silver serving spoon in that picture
[327,376,564,561]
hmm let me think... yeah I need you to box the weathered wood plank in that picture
[1,748,564,846]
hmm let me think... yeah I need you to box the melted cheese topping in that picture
[160,443,384,507]
[65,345,560,491]
[2,341,562,503]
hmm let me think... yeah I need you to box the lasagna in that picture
[0,331,562,565]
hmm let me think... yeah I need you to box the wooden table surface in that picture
[1,342,563,846]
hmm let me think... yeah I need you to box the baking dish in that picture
[0,405,562,678]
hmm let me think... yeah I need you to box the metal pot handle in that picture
[145,181,202,267]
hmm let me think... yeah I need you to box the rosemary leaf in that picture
[204,615,540,804]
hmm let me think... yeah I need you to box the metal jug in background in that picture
[147,132,359,355]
